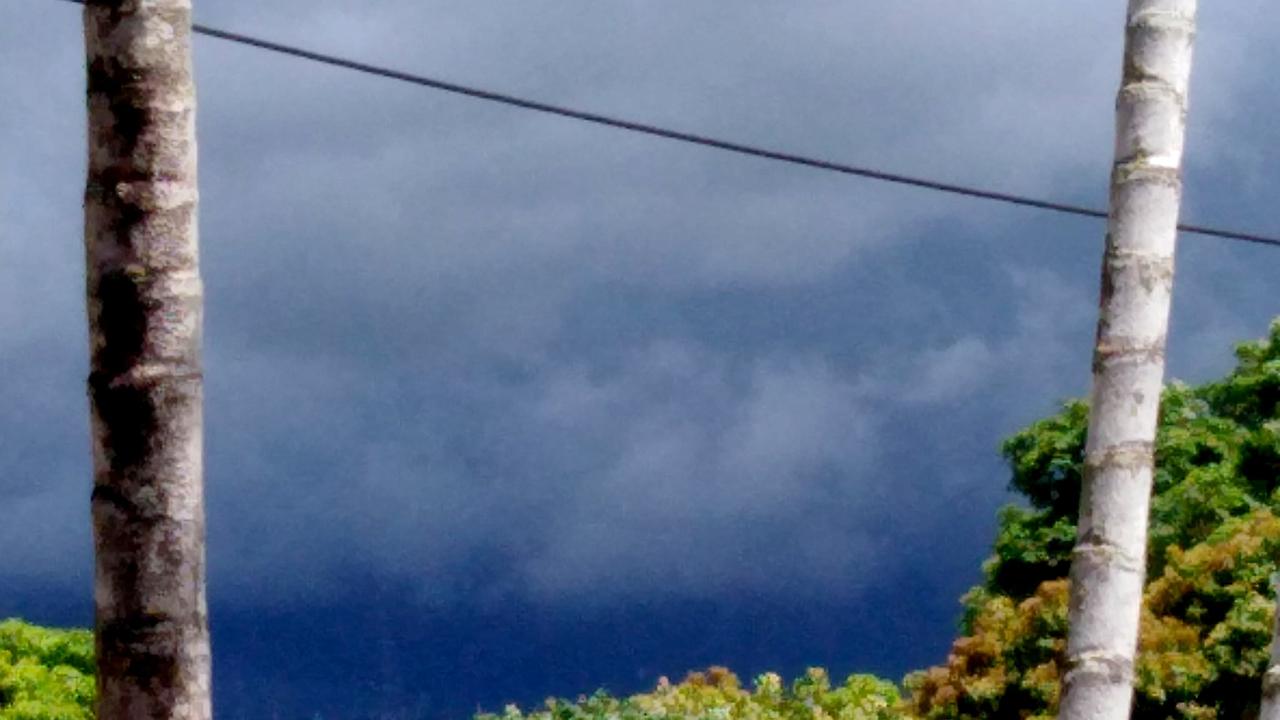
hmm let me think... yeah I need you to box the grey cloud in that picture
[4,0,1279,611]
[897,337,996,405]
[517,343,882,603]
[857,265,1094,419]
[206,340,886,607]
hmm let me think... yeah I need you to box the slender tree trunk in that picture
[84,1,211,718]
[1057,2,1197,719]
[1260,574,1280,720]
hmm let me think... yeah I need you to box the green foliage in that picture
[979,507,1076,604]
[1000,399,1089,518]
[478,667,901,720]
[0,619,95,720]
[1202,321,1280,427]
[906,512,1280,719]
[907,318,1280,719]
[983,321,1280,599]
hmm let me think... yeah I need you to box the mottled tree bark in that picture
[1260,575,1280,720]
[83,1,211,718]
[1058,2,1198,719]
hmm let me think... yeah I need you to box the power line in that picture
[56,0,1280,250]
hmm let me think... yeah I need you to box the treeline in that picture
[5,320,1279,719]
[482,319,1280,719]
[0,619,94,719]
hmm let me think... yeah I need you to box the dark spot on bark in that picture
[109,101,148,156]
[84,1,133,33]
[98,616,182,690]
[113,200,147,240]
[92,484,141,517]
[90,269,156,471]
[86,55,149,160]
[1075,528,1108,549]
[1092,244,1115,371]
[1099,241,1116,301]
[93,270,148,376]
[92,382,157,473]
[125,649,179,691]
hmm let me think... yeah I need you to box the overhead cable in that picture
[55,0,1280,249]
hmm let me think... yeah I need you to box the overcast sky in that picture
[3,2,1279,718]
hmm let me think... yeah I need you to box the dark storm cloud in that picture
[3,0,1279,613]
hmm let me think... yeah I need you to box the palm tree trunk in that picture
[1260,574,1280,720]
[83,1,211,718]
[1057,2,1198,719]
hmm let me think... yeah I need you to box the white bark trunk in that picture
[1260,574,1280,720]
[1058,2,1197,719]
[84,1,212,718]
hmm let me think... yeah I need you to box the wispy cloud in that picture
[2,0,1277,615]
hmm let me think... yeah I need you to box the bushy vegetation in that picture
[0,619,94,720]
[903,319,1280,719]
[476,667,901,720]
[6,320,1280,719]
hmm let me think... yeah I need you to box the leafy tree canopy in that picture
[907,318,1280,719]
[0,619,94,720]
[477,667,901,720]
